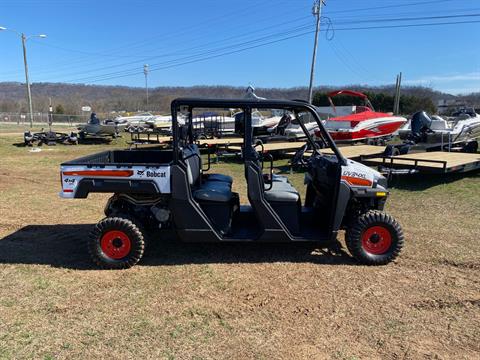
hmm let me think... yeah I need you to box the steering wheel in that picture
[291,143,309,168]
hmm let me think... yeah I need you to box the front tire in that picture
[346,210,404,265]
[88,217,145,269]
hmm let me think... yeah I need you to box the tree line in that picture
[1,82,477,116]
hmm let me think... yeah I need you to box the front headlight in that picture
[376,175,388,189]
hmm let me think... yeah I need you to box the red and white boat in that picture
[317,90,407,143]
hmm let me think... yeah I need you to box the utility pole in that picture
[308,0,325,104]
[0,27,47,128]
[48,97,53,131]
[397,72,402,114]
[394,75,399,114]
[144,64,149,109]
[21,33,35,128]
[394,72,402,114]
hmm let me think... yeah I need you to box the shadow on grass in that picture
[388,169,480,191]
[0,224,353,270]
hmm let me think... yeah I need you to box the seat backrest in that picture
[182,144,202,186]
[245,159,285,231]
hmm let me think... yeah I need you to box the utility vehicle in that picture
[60,98,404,269]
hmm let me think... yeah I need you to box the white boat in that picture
[284,112,320,139]
[146,115,172,130]
[193,112,236,134]
[236,85,283,135]
[116,113,174,133]
[398,108,480,150]
[232,110,283,135]
[115,112,157,125]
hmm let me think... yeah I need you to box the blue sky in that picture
[0,0,479,94]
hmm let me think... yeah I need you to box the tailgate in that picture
[59,164,171,198]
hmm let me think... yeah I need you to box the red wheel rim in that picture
[100,230,131,259]
[361,226,392,255]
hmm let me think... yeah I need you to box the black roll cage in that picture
[171,98,346,165]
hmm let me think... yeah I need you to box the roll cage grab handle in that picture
[170,98,346,166]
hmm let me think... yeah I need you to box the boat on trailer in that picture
[398,109,480,152]
[317,90,407,144]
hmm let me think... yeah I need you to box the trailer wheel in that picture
[346,210,404,265]
[88,217,145,269]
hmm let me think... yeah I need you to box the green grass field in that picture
[0,129,479,359]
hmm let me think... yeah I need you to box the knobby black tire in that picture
[88,217,145,269]
[346,210,404,265]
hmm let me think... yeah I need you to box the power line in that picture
[334,38,377,80]
[3,0,461,78]
[332,12,480,25]
[3,1,477,85]
[334,19,480,32]
[48,12,480,83]
[25,14,313,80]
[64,14,480,84]
[63,23,315,83]
[328,42,369,82]
[0,0,307,77]
[68,18,480,84]
[328,6,480,21]
[1,2,471,81]
[69,31,319,83]
[324,0,455,14]
[34,18,313,81]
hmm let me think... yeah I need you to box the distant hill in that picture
[0,81,476,115]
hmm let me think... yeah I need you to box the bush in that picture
[55,104,65,114]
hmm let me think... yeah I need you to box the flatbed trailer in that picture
[128,131,172,145]
[286,145,386,160]
[196,137,243,147]
[228,141,306,153]
[360,151,480,174]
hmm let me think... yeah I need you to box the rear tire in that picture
[88,217,145,269]
[346,210,404,265]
